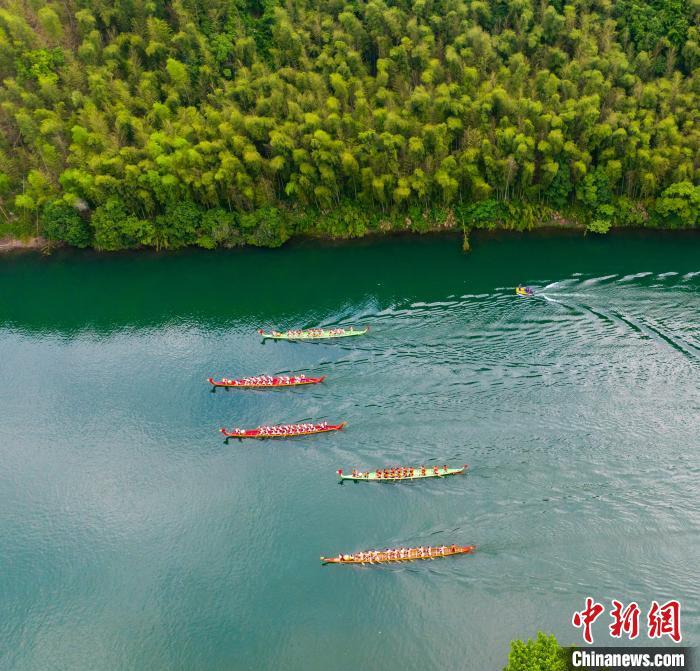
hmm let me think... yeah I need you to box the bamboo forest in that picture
[0,0,699,250]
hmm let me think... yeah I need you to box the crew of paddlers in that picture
[279,328,346,337]
[220,374,308,386]
[366,465,451,479]
[335,545,461,563]
[231,421,329,436]
[210,323,473,565]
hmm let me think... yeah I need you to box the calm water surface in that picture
[1,233,698,670]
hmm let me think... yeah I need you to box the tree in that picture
[0,0,697,249]
[91,199,154,250]
[14,170,52,235]
[503,632,567,671]
[42,200,92,247]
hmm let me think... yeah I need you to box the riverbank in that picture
[0,205,606,255]
[0,236,47,253]
[0,222,700,258]
[5,221,700,257]
[4,192,696,254]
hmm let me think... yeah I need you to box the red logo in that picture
[573,598,682,644]
[609,600,640,639]
[647,600,681,643]
[572,597,605,644]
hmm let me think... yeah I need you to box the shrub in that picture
[42,200,92,247]
[504,632,567,671]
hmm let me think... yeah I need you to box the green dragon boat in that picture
[338,465,468,482]
[258,326,369,340]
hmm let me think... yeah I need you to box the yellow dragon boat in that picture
[321,544,476,565]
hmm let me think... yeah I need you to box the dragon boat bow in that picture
[321,544,476,565]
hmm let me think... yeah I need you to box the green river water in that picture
[0,232,698,670]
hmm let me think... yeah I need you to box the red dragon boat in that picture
[220,421,346,440]
[321,544,476,565]
[207,374,325,389]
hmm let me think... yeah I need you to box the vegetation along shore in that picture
[1,0,698,251]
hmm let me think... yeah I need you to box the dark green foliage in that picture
[154,202,202,250]
[617,0,692,70]
[544,164,573,210]
[0,0,698,249]
[42,201,92,247]
[457,200,507,231]
[198,208,240,248]
[504,632,567,671]
[304,202,375,239]
[240,207,289,247]
[91,199,154,251]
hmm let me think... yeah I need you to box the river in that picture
[1,232,698,669]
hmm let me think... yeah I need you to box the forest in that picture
[0,0,699,250]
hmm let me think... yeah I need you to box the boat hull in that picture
[258,327,369,340]
[220,422,346,439]
[339,466,467,481]
[321,545,476,565]
[208,376,325,388]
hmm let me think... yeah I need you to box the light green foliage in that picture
[37,6,63,42]
[587,218,613,234]
[504,632,567,671]
[654,182,700,227]
[0,0,697,249]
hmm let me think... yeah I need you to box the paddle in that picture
[294,415,327,424]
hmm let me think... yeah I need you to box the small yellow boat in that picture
[516,286,534,297]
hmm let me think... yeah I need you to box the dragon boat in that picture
[208,375,325,389]
[257,326,369,340]
[220,421,346,440]
[321,544,476,565]
[338,465,468,482]
[516,286,534,297]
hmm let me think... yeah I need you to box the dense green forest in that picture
[1,0,699,250]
